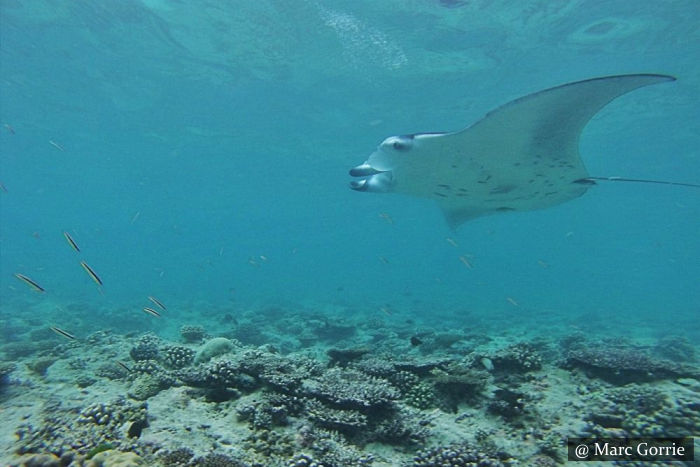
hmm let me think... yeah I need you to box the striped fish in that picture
[80,261,103,286]
[50,326,76,340]
[15,273,45,292]
[142,307,161,318]
[63,231,80,252]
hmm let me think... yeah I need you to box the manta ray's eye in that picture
[391,138,412,151]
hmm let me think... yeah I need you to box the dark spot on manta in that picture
[437,184,451,189]
[451,164,458,169]
[544,191,558,196]
[433,192,448,198]
[458,188,468,192]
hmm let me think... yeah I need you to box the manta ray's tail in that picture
[578,176,700,188]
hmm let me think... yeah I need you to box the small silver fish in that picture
[15,273,45,292]
[50,326,76,340]
[147,296,166,311]
[63,231,80,252]
[80,261,103,286]
[142,307,161,318]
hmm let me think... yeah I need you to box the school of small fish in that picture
[13,226,168,340]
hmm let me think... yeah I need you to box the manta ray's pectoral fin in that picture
[439,202,495,230]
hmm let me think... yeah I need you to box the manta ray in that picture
[349,74,698,229]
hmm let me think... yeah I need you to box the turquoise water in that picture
[1,1,698,339]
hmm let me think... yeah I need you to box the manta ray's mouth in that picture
[349,163,383,177]
[349,163,394,192]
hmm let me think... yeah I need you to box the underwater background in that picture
[1,1,698,466]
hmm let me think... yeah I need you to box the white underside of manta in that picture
[349,74,676,229]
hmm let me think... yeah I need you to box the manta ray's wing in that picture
[351,74,675,229]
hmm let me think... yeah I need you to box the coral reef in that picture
[490,343,542,373]
[10,453,62,467]
[487,389,527,420]
[290,427,374,465]
[655,335,697,362]
[180,325,206,343]
[567,346,697,384]
[195,337,236,363]
[2,304,697,467]
[96,362,128,380]
[78,397,148,429]
[243,428,295,460]
[128,374,164,400]
[163,345,195,369]
[125,359,175,400]
[16,397,147,459]
[28,357,55,376]
[311,320,357,341]
[412,442,513,466]
[196,452,248,467]
[403,382,435,410]
[86,450,145,466]
[129,334,160,362]
[0,361,15,386]
[582,384,700,438]
[303,368,399,410]
[305,398,369,432]
[430,365,488,412]
[326,347,370,367]
[159,447,194,466]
